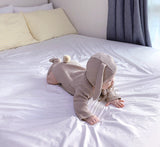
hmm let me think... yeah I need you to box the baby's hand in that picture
[84,115,100,125]
[106,99,124,108]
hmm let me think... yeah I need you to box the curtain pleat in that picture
[107,0,151,47]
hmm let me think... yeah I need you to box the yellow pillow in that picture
[0,13,37,51]
[23,8,77,41]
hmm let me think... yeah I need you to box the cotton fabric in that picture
[48,53,121,120]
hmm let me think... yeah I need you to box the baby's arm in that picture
[105,85,124,108]
[100,81,124,108]
[106,99,124,108]
[74,90,99,125]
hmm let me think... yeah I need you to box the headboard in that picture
[0,0,48,7]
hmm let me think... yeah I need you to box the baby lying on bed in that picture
[47,53,124,125]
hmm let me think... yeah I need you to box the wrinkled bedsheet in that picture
[0,34,160,147]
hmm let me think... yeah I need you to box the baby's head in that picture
[86,53,117,100]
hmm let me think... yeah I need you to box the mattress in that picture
[0,34,160,147]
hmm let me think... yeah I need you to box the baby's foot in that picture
[106,99,124,108]
[84,115,100,125]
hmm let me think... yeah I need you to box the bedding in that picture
[0,0,48,7]
[0,13,37,51]
[0,7,76,51]
[23,8,77,41]
[13,3,53,13]
[0,5,13,13]
[0,34,160,147]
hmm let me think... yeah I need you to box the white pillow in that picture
[0,5,13,14]
[13,3,53,13]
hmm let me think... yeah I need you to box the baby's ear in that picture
[101,89,107,95]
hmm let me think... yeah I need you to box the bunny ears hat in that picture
[86,53,117,100]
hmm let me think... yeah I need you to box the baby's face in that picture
[102,77,114,90]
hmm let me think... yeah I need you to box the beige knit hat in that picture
[86,53,117,100]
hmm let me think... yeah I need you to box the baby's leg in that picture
[83,115,100,125]
[47,72,58,85]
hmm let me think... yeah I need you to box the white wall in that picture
[50,0,108,39]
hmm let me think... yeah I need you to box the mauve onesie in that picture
[47,53,120,120]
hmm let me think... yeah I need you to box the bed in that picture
[0,1,160,147]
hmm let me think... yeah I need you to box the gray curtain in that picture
[107,0,151,47]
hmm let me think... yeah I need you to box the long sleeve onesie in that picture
[48,60,120,120]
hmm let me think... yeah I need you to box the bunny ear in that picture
[49,58,61,63]
[93,63,106,100]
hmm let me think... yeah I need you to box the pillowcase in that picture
[0,13,37,51]
[23,8,77,41]
[13,3,53,13]
[0,5,13,14]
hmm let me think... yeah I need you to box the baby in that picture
[47,53,124,125]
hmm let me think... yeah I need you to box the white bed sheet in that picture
[0,34,160,147]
